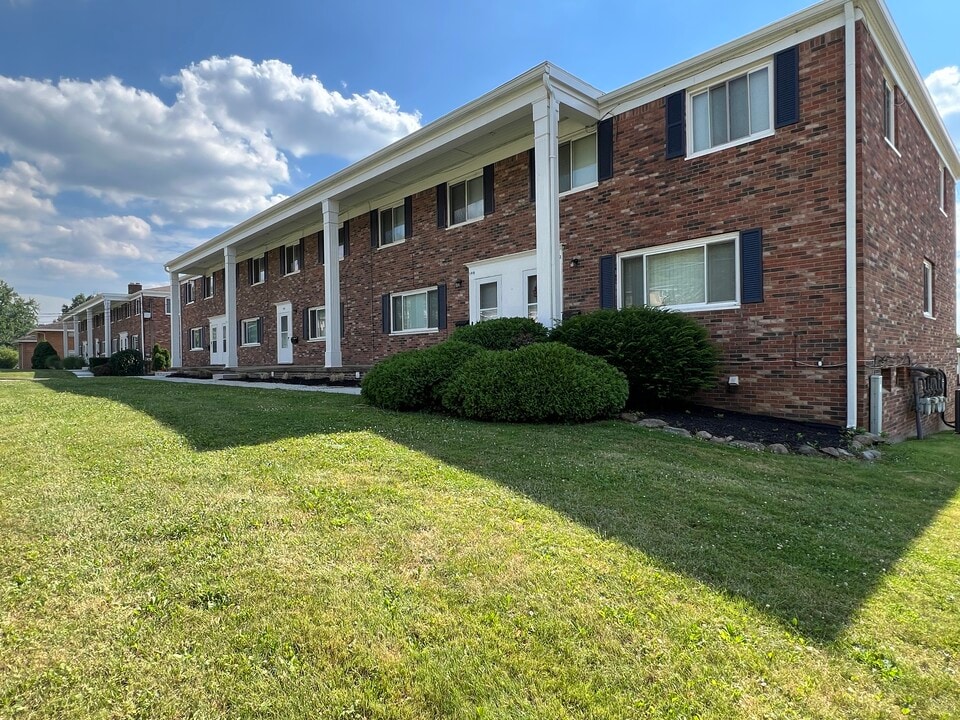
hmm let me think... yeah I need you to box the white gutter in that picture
[844,1,858,429]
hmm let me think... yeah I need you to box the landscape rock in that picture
[638,419,668,429]
[849,441,864,452]
[729,440,764,451]
[837,448,856,459]
[695,430,713,440]
[853,432,883,446]
[663,426,693,438]
[796,445,819,456]
[710,435,734,444]
[620,412,640,423]
[820,447,842,458]
[861,449,882,461]
[767,443,790,455]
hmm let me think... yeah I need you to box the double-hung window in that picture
[190,328,203,351]
[559,133,597,193]
[251,255,266,284]
[620,234,739,311]
[241,318,261,346]
[379,204,406,246]
[391,287,439,333]
[133,298,141,316]
[448,175,484,226]
[691,65,772,154]
[883,78,896,146]
[184,280,195,305]
[282,243,301,275]
[939,164,947,213]
[203,274,215,299]
[922,260,934,318]
[306,306,326,341]
[164,297,171,315]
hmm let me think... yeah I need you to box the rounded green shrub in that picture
[0,346,18,369]
[442,342,628,423]
[109,349,145,376]
[61,355,84,370]
[44,355,62,370]
[88,356,110,369]
[31,341,58,370]
[362,341,484,411]
[449,317,549,350]
[91,363,113,377]
[550,307,720,406]
[151,345,171,371]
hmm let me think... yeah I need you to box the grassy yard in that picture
[1,370,958,719]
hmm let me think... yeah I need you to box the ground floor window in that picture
[242,318,261,346]
[132,335,140,351]
[391,287,438,333]
[619,234,739,311]
[190,328,203,351]
[307,307,326,341]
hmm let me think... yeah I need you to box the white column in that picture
[169,272,182,367]
[103,300,112,355]
[533,86,563,328]
[322,199,342,368]
[224,247,238,367]
[72,317,79,356]
[85,309,94,360]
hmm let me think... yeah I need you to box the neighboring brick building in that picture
[164,0,958,438]
[16,323,74,369]
[62,284,171,364]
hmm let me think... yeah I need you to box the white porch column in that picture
[169,272,182,367]
[223,247,238,368]
[85,309,94,359]
[532,85,563,327]
[322,199,343,368]
[103,299,112,355]
[72,316,79,356]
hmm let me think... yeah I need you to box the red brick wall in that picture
[143,296,171,354]
[857,24,957,438]
[561,29,849,425]
[180,271,225,367]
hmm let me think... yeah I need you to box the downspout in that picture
[844,1,859,428]
[542,71,562,324]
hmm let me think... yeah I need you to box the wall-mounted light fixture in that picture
[570,257,581,267]
[454,278,463,289]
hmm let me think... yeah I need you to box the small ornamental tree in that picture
[31,341,59,370]
[151,345,171,371]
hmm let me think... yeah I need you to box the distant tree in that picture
[0,280,39,347]
[60,293,92,319]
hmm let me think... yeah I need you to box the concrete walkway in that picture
[137,374,361,395]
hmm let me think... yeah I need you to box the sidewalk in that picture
[137,374,361,395]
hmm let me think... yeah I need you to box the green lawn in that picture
[1,370,958,719]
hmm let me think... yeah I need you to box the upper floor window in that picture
[391,287,439,334]
[559,134,597,193]
[282,242,302,276]
[379,204,406,247]
[620,234,739,312]
[133,298,142,316]
[250,255,266,285]
[449,175,484,226]
[939,163,947,213]
[183,280,195,305]
[203,274,215,299]
[164,297,171,315]
[883,78,896,146]
[690,65,772,155]
[922,260,934,318]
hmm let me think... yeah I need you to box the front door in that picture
[276,302,293,364]
[209,315,228,365]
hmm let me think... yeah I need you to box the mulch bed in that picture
[648,405,845,448]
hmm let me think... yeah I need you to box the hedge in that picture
[448,317,549,350]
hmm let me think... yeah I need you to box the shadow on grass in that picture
[49,376,960,643]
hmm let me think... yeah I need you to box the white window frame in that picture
[687,61,775,159]
[447,173,484,228]
[184,280,195,305]
[379,204,406,248]
[189,327,203,351]
[338,224,347,261]
[132,334,140,351]
[133,298,141,316]
[558,131,598,196]
[203,274,215,299]
[477,278,501,322]
[241,318,261,347]
[922,259,935,319]
[119,332,129,351]
[251,255,266,285]
[306,306,326,341]
[617,233,741,313]
[282,242,302,276]
[883,76,896,149]
[390,286,440,335]
[939,163,947,215]
[523,270,538,320]
[164,297,171,315]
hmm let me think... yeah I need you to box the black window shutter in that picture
[775,46,800,128]
[436,183,448,228]
[369,210,379,248]
[598,117,614,181]
[340,221,350,258]
[528,149,536,202]
[599,255,616,309]
[437,283,447,330]
[740,228,764,303]
[318,230,324,264]
[257,317,263,342]
[263,252,268,281]
[381,294,392,333]
[302,308,309,339]
[665,90,686,159]
[298,238,305,268]
[483,164,495,216]
[237,319,242,344]
[404,196,413,239]
[340,303,345,339]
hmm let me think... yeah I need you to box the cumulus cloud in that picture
[926,66,960,118]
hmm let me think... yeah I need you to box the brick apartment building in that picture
[16,323,74,369]
[164,0,958,438]
[62,283,171,363]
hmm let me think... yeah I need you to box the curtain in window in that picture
[646,247,706,306]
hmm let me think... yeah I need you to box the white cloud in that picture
[926,66,960,118]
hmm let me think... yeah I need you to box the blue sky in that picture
[0,0,957,322]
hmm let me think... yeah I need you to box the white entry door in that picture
[209,315,228,365]
[276,302,293,364]
[467,251,537,324]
